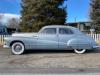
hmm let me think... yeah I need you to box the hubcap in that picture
[14,44,22,52]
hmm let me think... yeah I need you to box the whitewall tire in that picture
[74,49,86,54]
[11,42,25,55]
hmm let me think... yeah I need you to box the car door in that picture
[58,27,74,49]
[37,28,59,49]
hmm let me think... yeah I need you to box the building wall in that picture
[67,22,92,33]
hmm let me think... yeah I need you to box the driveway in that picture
[0,48,100,69]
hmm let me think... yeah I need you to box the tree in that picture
[0,14,4,24]
[90,0,100,32]
[20,0,67,32]
[8,18,20,32]
[0,14,4,20]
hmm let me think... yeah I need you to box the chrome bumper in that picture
[3,45,10,48]
[93,46,100,49]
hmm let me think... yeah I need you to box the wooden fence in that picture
[87,33,100,44]
[0,35,11,46]
[0,34,100,46]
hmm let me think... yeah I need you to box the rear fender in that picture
[67,38,92,49]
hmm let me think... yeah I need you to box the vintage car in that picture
[3,25,99,55]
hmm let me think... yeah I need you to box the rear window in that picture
[59,28,73,34]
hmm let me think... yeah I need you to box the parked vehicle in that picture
[0,25,8,35]
[3,25,99,55]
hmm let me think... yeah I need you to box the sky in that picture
[0,0,90,23]
[67,0,90,22]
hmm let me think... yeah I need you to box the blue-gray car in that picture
[3,25,99,55]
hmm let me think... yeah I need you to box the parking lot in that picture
[0,48,100,69]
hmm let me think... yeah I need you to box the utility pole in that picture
[75,17,77,22]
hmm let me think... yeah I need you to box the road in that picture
[0,48,100,74]
[1,73,100,75]
[6,73,100,75]
[0,68,100,75]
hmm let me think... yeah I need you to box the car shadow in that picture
[24,49,100,55]
[86,48,100,54]
[24,50,74,55]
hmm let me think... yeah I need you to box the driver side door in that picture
[37,28,59,49]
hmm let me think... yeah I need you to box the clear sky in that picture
[0,0,21,15]
[0,0,90,22]
[67,0,90,22]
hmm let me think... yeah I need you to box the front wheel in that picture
[74,49,86,54]
[11,42,25,55]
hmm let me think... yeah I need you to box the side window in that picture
[59,28,73,34]
[41,28,56,34]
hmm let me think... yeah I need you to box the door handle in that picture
[33,36,38,39]
[33,36,37,37]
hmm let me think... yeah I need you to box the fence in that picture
[0,34,100,46]
[0,35,11,46]
[87,33,100,44]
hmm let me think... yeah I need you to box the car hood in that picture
[12,33,38,37]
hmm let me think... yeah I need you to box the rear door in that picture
[58,27,74,49]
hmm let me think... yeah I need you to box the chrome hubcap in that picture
[14,44,22,52]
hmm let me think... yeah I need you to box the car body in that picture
[3,25,99,55]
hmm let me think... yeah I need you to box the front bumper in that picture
[93,46,100,49]
[3,45,10,48]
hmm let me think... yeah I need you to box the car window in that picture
[41,28,56,34]
[59,28,73,34]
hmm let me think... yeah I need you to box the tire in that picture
[11,42,25,55]
[74,49,86,54]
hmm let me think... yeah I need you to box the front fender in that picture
[4,37,37,49]
[67,38,92,49]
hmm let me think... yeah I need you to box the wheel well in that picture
[10,41,24,47]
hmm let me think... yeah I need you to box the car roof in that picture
[43,25,77,29]
[39,25,83,35]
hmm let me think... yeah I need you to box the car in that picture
[3,25,100,55]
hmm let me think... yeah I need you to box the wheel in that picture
[11,42,25,55]
[74,49,86,54]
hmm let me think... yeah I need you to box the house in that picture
[7,27,17,34]
[66,22,92,33]
[0,25,17,35]
[0,25,7,35]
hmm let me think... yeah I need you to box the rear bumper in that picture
[93,46,100,49]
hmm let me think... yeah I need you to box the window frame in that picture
[40,28,57,34]
[59,28,74,35]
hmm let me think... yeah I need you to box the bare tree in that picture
[8,18,20,32]
[0,14,4,23]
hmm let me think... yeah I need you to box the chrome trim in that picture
[93,46,100,49]
[3,45,10,48]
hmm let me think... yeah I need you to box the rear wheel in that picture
[74,49,86,54]
[11,42,25,55]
